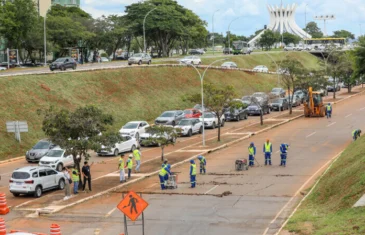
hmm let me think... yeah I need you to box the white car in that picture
[174,118,203,137]
[199,112,225,129]
[9,166,66,198]
[284,46,294,51]
[253,65,269,73]
[221,62,238,69]
[101,57,109,62]
[119,121,150,140]
[179,56,202,65]
[39,148,75,172]
[98,135,139,156]
[139,128,177,147]
[0,67,7,71]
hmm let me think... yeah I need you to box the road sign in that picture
[6,121,28,143]
[117,191,148,221]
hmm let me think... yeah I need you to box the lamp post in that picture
[43,10,49,67]
[182,58,228,146]
[228,17,240,55]
[143,8,157,53]
[212,10,219,55]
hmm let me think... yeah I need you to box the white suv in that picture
[9,166,66,198]
[39,148,74,172]
[97,135,139,156]
[253,65,269,73]
[199,112,225,129]
[175,118,203,137]
[119,121,150,140]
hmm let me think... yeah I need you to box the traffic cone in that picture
[0,218,6,235]
[0,194,9,215]
[50,224,61,235]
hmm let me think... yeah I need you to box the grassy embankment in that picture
[0,66,277,160]
[285,135,365,234]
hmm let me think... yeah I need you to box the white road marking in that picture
[275,150,280,153]
[305,132,316,138]
[345,114,352,118]
[104,207,117,218]
[204,185,219,195]
[327,122,337,127]
[176,150,211,153]
[360,107,365,111]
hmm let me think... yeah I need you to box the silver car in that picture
[25,139,57,163]
[155,110,185,126]
[128,53,152,65]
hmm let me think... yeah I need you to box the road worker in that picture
[280,143,290,167]
[161,160,168,168]
[352,129,362,141]
[190,160,197,188]
[126,155,133,179]
[158,163,171,190]
[197,155,206,174]
[326,103,332,119]
[133,148,142,173]
[71,167,80,194]
[248,142,256,166]
[118,154,126,183]
[263,139,273,166]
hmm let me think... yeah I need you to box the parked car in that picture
[286,95,301,107]
[38,148,75,172]
[270,88,286,98]
[9,166,66,198]
[243,47,253,54]
[284,46,294,51]
[252,65,269,72]
[100,57,109,62]
[241,96,252,105]
[224,106,248,121]
[155,110,185,126]
[0,66,7,71]
[189,49,204,55]
[26,139,58,163]
[326,78,341,92]
[174,118,203,137]
[179,56,201,65]
[139,129,177,147]
[97,135,139,156]
[49,57,77,71]
[128,53,152,65]
[270,98,289,111]
[184,109,202,118]
[199,112,225,128]
[119,121,150,140]
[115,52,133,60]
[223,48,233,54]
[221,62,238,69]
[294,90,306,103]
[193,104,207,112]
[247,103,271,115]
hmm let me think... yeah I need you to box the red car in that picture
[184,109,202,118]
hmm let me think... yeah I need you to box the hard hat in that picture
[129,154,132,158]
[328,103,331,105]
[190,160,195,164]
[266,139,270,142]
[197,155,202,159]
[250,142,254,145]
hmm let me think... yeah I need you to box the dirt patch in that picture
[216,191,232,197]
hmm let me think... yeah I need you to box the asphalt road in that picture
[1,89,364,234]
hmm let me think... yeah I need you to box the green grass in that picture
[0,66,278,160]
[285,136,365,234]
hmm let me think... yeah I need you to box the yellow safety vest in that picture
[191,164,197,175]
[352,130,357,137]
[72,169,79,182]
[327,105,331,111]
[265,143,272,153]
[159,167,167,176]
[127,159,133,169]
[133,149,141,161]
[248,146,255,155]
[119,158,124,170]
[199,157,206,164]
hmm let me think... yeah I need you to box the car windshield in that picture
[12,172,30,179]
[134,53,143,57]
[184,110,193,114]
[203,113,214,118]
[33,141,50,149]
[272,88,281,92]
[54,58,66,62]
[123,123,139,129]
[46,150,64,157]
[178,120,192,125]
[160,112,175,117]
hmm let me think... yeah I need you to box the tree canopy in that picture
[304,22,323,38]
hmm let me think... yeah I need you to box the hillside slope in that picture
[0,66,277,160]
[286,135,365,234]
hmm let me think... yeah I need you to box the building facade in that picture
[51,0,80,7]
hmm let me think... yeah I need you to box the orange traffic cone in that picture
[0,194,9,215]
[50,224,61,235]
[0,218,6,235]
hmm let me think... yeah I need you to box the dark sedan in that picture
[49,57,77,71]
[247,104,270,115]
[224,107,248,121]
[270,98,289,111]
[189,49,204,55]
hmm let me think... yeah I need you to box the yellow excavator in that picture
[304,87,326,117]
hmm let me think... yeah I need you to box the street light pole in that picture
[143,8,157,53]
[44,13,47,67]
[182,58,227,146]
[228,17,240,55]
[212,10,219,55]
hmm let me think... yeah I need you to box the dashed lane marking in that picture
[327,122,336,127]
[305,132,316,138]
[345,113,352,118]
[204,185,219,195]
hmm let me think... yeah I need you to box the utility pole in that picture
[143,8,157,53]
[228,17,240,55]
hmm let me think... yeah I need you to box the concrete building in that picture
[249,3,311,46]
[51,0,80,7]
[34,0,52,17]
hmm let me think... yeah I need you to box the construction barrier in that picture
[0,194,9,215]
[50,224,61,235]
[0,218,5,235]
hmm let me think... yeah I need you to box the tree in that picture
[184,83,236,141]
[352,36,365,83]
[336,52,355,93]
[258,30,279,50]
[141,125,179,161]
[304,22,323,38]
[282,32,301,46]
[332,30,355,41]
[41,105,122,187]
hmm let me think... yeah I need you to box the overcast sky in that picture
[81,0,365,37]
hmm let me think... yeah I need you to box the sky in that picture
[80,0,365,38]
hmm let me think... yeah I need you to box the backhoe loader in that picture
[304,87,326,117]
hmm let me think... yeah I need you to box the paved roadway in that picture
[1,89,364,234]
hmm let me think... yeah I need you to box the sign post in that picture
[117,191,149,235]
[6,121,28,143]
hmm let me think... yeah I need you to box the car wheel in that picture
[58,179,65,190]
[221,120,225,127]
[171,137,176,143]
[128,63,132,66]
[191,61,194,65]
[138,61,142,65]
[172,121,176,126]
[50,69,54,71]
[131,145,137,152]
[281,107,283,111]
[244,114,248,120]
[212,122,216,129]
[199,126,203,134]
[199,61,202,65]
[73,65,76,70]
[34,186,42,198]
[188,129,192,137]
[13,193,20,197]
[56,163,63,172]
[267,108,271,114]
[148,61,151,65]
[114,149,119,156]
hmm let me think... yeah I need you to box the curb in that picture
[0,156,24,165]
